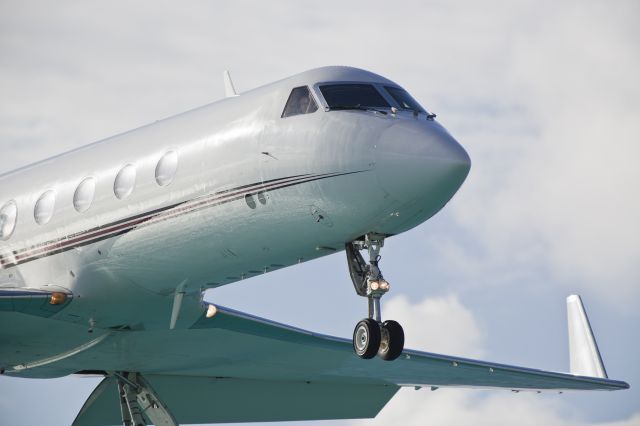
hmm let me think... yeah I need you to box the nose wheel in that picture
[353,318,381,359]
[378,320,405,361]
[346,233,405,361]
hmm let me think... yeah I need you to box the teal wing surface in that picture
[66,303,628,425]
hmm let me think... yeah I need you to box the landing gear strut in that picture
[116,372,177,426]
[346,233,404,361]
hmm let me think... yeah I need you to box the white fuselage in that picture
[0,66,470,334]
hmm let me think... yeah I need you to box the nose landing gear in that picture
[346,233,405,361]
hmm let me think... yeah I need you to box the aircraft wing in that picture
[68,300,628,425]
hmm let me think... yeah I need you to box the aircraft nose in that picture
[375,121,471,205]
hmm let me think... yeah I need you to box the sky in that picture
[0,1,639,425]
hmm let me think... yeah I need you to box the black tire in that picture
[378,320,404,361]
[353,318,381,359]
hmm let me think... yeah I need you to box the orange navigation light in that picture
[49,292,67,305]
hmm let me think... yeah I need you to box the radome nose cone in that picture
[448,139,471,176]
[375,121,470,205]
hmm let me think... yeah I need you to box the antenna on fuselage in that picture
[224,70,239,97]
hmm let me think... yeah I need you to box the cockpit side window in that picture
[384,86,427,113]
[282,86,318,118]
[320,84,390,108]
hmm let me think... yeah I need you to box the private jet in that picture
[0,66,629,425]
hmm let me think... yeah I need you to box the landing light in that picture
[379,280,390,291]
[206,304,218,318]
[370,281,380,291]
[50,292,67,305]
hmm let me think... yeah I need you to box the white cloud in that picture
[384,294,485,358]
[437,0,640,307]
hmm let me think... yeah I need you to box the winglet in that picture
[567,295,608,378]
[224,70,238,97]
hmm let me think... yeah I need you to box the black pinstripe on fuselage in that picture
[0,171,366,268]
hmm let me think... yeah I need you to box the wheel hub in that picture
[355,326,368,351]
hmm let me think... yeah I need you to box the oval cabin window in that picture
[0,201,18,239]
[155,151,178,186]
[114,164,136,200]
[74,177,96,213]
[34,190,56,225]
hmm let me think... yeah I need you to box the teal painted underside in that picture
[72,375,399,425]
[0,301,629,424]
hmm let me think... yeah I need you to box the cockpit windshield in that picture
[320,84,390,109]
[384,86,426,113]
